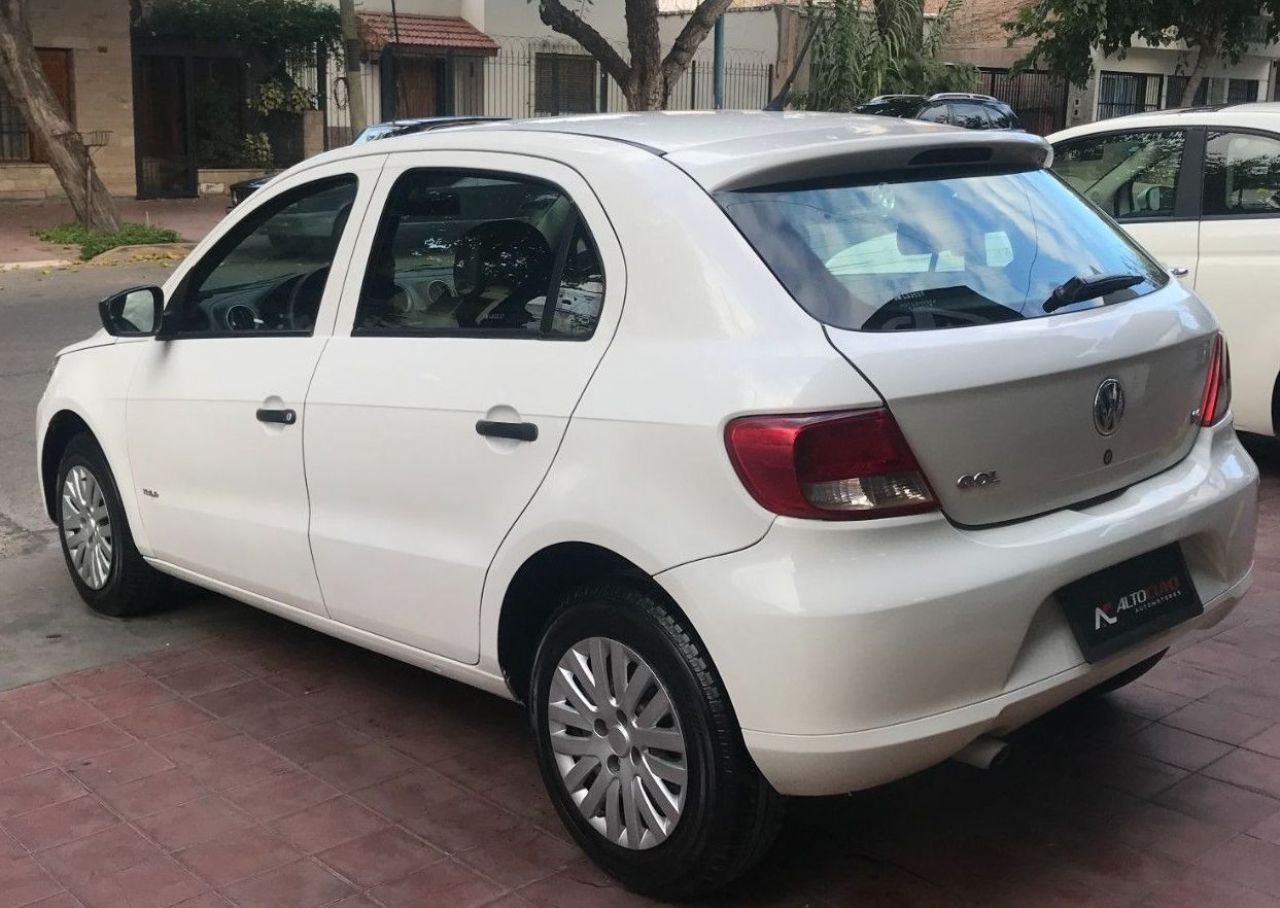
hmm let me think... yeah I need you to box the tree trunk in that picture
[0,0,120,231]
[1177,41,1215,107]
[538,0,733,111]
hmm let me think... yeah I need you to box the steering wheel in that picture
[285,265,331,332]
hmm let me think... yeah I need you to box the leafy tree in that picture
[0,0,120,230]
[532,0,735,110]
[1007,0,1280,106]
[798,0,976,112]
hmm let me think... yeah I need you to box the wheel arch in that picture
[41,409,97,522]
[1271,368,1280,437]
[497,541,701,704]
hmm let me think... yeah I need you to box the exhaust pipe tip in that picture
[951,735,1010,771]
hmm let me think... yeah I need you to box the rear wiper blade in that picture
[1043,273,1145,313]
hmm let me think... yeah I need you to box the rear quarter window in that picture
[717,167,1168,332]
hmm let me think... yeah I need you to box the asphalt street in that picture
[0,263,250,689]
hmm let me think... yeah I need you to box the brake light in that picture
[725,408,937,520]
[1200,333,1231,426]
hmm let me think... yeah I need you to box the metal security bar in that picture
[976,68,1068,136]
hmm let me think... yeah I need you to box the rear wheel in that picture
[1091,649,1167,695]
[56,433,171,617]
[529,581,783,900]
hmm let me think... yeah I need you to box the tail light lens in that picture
[1200,333,1231,427]
[725,408,937,520]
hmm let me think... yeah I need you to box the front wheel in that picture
[529,581,783,900]
[56,433,171,617]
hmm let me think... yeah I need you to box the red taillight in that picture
[725,408,937,520]
[1200,333,1232,426]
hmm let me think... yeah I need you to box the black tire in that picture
[1091,649,1167,695]
[529,581,784,900]
[55,433,171,617]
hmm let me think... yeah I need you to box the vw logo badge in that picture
[1093,378,1126,436]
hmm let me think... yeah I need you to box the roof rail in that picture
[927,92,999,103]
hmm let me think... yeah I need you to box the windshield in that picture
[716,168,1168,332]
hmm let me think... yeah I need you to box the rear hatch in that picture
[717,160,1216,526]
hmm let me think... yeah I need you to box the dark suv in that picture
[854,92,1021,130]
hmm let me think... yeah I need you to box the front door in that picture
[304,152,623,662]
[127,158,380,613]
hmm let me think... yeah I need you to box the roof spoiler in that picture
[681,129,1052,192]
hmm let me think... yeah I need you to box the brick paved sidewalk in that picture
[0,474,1278,907]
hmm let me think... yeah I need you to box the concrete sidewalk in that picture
[0,197,227,267]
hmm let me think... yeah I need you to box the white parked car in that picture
[38,112,1257,898]
[1051,102,1280,437]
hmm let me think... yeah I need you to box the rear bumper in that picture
[742,571,1249,795]
[656,420,1258,796]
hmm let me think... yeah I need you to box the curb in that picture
[88,243,195,265]
[0,258,76,272]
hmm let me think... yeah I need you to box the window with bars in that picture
[535,53,596,116]
[1097,72,1163,120]
[1165,76,1259,108]
[0,48,73,163]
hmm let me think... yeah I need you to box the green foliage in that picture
[798,0,976,112]
[1006,0,1280,90]
[34,223,181,261]
[241,132,274,168]
[248,79,315,116]
[137,0,343,64]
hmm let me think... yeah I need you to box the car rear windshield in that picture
[716,167,1168,332]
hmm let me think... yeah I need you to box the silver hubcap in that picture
[547,636,687,850]
[61,465,113,590]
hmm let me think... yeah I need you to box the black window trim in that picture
[1198,124,1280,222]
[1051,126,1204,224]
[159,173,359,341]
[350,166,605,342]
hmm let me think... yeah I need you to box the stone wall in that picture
[0,0,136,201]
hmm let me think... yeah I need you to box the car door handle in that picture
[475,420,538,442]
[1171,265,1190,277]
[256,408,297,426]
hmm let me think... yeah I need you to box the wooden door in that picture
[31,48,73,163]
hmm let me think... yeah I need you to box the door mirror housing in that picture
[99,286,163,337]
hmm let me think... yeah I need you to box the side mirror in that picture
[99,286,163,337]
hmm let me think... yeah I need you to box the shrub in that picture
[35,222,182,261]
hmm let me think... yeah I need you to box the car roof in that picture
[1050,101,1280,142]
[306,111,1051,191]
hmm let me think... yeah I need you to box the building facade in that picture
[937,0,1280,132]
[0,0,137,201]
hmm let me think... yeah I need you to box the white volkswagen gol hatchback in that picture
[1050,103,1280,437]
[38,113,1257,898]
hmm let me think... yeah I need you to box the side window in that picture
[1203,131,1280,217]
[171,176,357,336]
[543,220,604,338]
[950,103,992,129]
[917,103,950,124]
[988,106,1015,129]
[1051,130,1184,220]
[354,169,605,339]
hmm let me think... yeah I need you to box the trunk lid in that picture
[825,287,1215,526]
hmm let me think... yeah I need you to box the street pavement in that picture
[1,266,1280,905]
[0,264,251,688]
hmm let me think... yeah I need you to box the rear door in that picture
[718,164,1216,527]
[304,152,623,662]
[1052,127,1200,285]
[1192,127,1280,435]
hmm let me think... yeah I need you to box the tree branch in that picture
[537,0,631,89]
[661,0,734,85]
